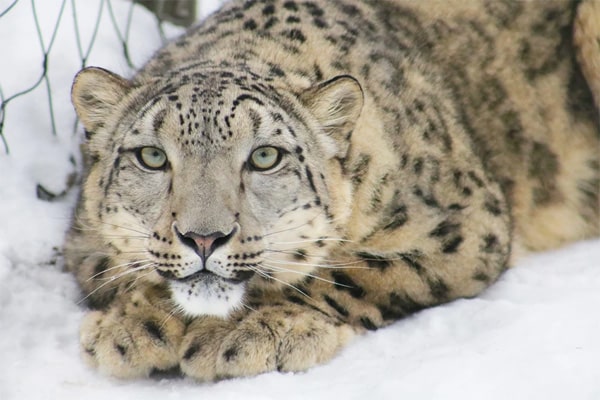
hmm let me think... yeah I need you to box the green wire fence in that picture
[0,0,197,155]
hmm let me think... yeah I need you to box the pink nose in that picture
[188,232,221,256]
[175,226,236,264]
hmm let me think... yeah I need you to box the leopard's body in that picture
[65,0,600,380]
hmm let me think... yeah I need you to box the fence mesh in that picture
[0,0,198,155]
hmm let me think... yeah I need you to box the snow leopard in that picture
[64,0,600,380]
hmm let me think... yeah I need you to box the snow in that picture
[0,1,599,399]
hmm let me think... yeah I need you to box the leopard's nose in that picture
[174,225,237,264]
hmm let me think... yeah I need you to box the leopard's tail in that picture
[574,0,600,109]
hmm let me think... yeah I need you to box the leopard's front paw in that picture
[80,290,185,379]
[179,306,355,381]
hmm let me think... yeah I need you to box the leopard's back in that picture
[415,0,599,251]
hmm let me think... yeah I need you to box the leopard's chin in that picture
[168,272,246,317]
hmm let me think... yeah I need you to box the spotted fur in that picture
[65,0,599,380]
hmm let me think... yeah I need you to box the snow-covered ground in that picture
[0,1,598,399]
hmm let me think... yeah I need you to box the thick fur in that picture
[65,0,599,381]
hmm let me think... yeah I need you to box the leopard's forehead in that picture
[127,68,301,154]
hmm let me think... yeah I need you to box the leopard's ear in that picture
[300,75,363,158]
[71,67,131,134]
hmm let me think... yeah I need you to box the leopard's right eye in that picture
[248,146,283,171]
[135,147,168,170]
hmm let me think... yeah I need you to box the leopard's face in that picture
[73,67,362,316]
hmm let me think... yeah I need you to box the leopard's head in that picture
[70,64,363,316]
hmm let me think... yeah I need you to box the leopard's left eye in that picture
[249,146,283,171]
[136,147,168,170]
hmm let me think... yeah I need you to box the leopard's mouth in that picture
[157,266,254,285]
[160,267,252,317]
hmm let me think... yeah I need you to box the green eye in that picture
[136,147,168,170]
[249,146,282,171]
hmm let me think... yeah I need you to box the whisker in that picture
[77,278,120,305]
[98,222,150,236]
[93,262,155,283]
[73,225,150,239]
[117,250,153,255]
[160,306,183,330]
[268,237,354,246]
[71,226,149,241]
[86,259,152,281]
[266,250,414,268]
[99,235,149,240]
[260,256,371,270]
[73,215,151,237]
[248,266,311,299]
[113,262,155,280]
[261,210,327,238]
[262,248,340,261]
[240,301,257,313]
[77,263,155,305]
[262,248,356,265]
[261,263,353,288]
[125,268,158,291]
[263,248,321,257]
[261,210,353,242]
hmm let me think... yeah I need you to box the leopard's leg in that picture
[80,284,185,379]
[179,303,354,381]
